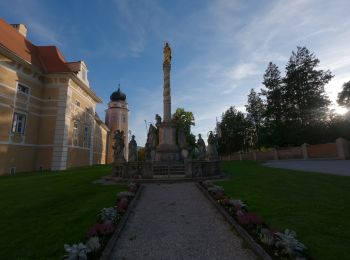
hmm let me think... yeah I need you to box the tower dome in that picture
[110,87,126,102]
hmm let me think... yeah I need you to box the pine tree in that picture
[245,88,265,149]
[283,47,333,144]
[218,106,250,153]
[261,62,284,146]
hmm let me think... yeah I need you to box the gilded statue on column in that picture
[163,42,171,65]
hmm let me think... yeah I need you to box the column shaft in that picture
[163,64,171,122]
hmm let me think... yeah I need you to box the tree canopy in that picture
[337,81,350,109]
[173,108,196,149]
[217,46,350,154]
[173,108,195,133]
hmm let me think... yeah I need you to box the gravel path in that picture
[264,160,350,176]
[110,182,257,260]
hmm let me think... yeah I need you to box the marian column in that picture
[155,42,180,162]
[163,43,172,122]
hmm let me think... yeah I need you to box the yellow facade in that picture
[0,25,109,175]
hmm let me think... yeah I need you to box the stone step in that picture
[153,164,185,175]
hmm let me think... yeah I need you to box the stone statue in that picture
[155,114,162,127]
[128,135,138,162]
[207,131,219,160]
[113,130,125,161]
[197,134,206,160]
[178,128,189,160]
[145,124,158,162]
[178,128,188,149]
[163,42,171,65]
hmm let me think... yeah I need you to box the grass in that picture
[0,165,125,259]
[217,161,350,260]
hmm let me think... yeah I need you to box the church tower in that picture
[105,87,129,163]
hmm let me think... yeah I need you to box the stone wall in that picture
[307,143,337,158]
[221,138,350,161]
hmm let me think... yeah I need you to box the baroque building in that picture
[0,19,110,175]
[105,87,129,163]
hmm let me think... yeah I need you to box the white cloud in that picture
[227,63,260,81]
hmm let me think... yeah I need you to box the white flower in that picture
[64,243,89,260]
[86,236,100,252]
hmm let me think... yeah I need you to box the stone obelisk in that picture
[155,42,180,162]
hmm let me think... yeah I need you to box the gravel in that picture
[110,182,257,260]
[263,160,350,176]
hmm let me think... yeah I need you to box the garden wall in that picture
[307,143,337,158]
[220,138,350,161]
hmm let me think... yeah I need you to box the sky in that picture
[1,0,350,145]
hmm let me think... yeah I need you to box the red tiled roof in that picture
[0,18,73,73]
[37,46,71,73]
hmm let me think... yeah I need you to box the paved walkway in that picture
[263,160,350,176]
[110,183,256,260]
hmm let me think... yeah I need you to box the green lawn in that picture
[0,165,125,259]
[217,161,350,260]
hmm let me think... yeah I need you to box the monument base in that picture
[184,159,220,177]
[155,144,180,162]
[155,121,180,162]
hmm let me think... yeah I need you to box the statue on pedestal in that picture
[155,114,162,127]
[178,128,189,159]
[207,131,219,160]
[163,42,172,65]
[128,135,138,162]
[197,134,206,160]
[113,130,125,161]
[145,124,158,162]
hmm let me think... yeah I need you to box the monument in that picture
[155,42,180,162]
[111,42,220,179]
[128,135,137,162]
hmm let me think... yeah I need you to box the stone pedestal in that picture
[112,159,126,177]
[185,159,220,177]
[155,121,180,162]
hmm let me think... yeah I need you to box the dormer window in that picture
[67,61,89,85]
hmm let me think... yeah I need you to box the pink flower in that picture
[117,197,128,213]
[238,212,262,225]
[87,222,115,238]
[213,191,225,200]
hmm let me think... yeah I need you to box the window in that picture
[73,121,79,146]
[17,84,29,94]
[12,113,26,134]
[76,100,80,107]
[83,126,90,148]
[122,115,126,123]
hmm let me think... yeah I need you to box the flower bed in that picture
[200,180,309,260]
[63,182,140,260]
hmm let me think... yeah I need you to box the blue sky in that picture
[1,0,350,145]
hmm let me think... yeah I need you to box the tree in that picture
[283,46,333,145]
[217,106,250,154]
[337,81,350,109]
[245,88,265,149]
[173,108,196,149]
[261,62,284,146]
